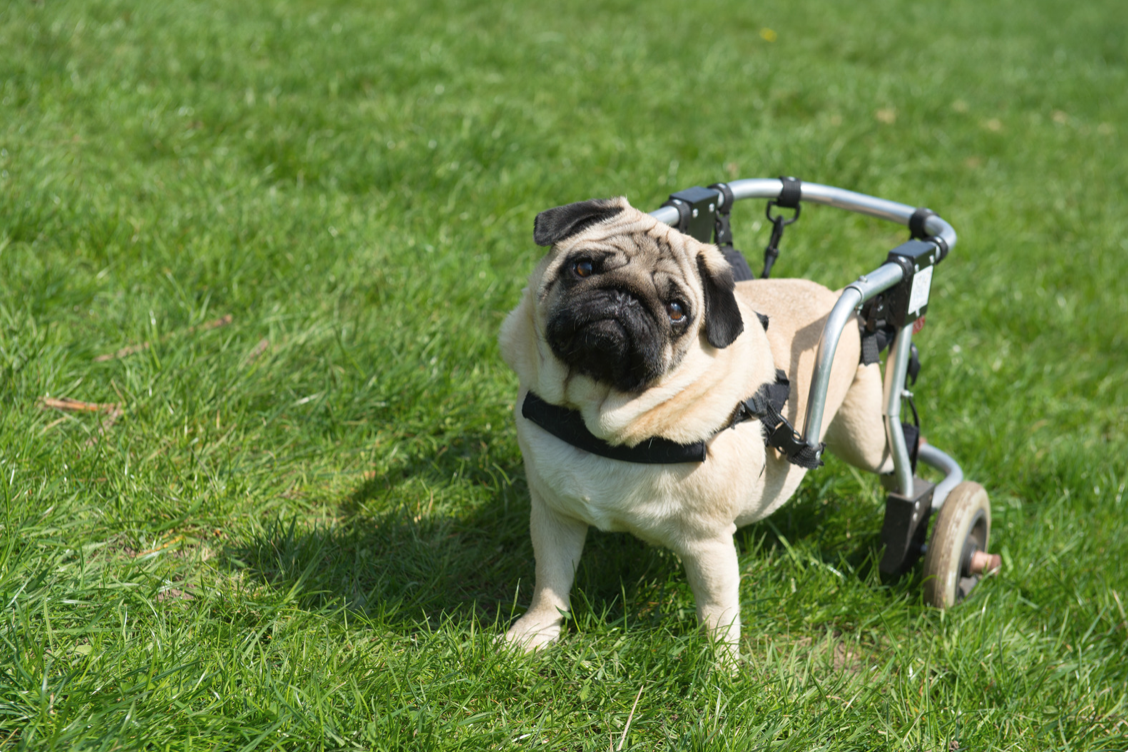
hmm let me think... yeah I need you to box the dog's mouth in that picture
[546,287,666,393]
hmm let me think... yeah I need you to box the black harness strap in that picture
[521,369,824,469]
[726,369,825,469]
[522,392,707,464]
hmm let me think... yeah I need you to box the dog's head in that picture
[531,196,744,393]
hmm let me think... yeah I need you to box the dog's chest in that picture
[517,415,780,542]
[517,419,692,530]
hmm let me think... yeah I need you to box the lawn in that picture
[1,0,1126,749]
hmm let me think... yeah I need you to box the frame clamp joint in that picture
[908,207,949,262]
[662,186,720,244]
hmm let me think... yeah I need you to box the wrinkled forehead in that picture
[544,205,699,275]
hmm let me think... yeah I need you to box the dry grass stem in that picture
[617,684,644,751]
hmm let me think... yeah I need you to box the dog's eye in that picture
[573,259,594,278]
[667,301,687,323]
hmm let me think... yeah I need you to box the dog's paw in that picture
[504,616,563,653]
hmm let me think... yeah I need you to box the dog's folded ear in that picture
[534,198,624,247]
[696,251,744,348]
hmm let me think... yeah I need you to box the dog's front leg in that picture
[678,534,742,661]
[505,490,588,652]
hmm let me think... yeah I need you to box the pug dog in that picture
[499,196,893,659]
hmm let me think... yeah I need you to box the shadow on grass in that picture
[739,487,887,579]
[221,435,887,634]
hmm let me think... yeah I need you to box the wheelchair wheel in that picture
[922,481,1000,607]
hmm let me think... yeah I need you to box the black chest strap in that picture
[521,392,707,464]
[521,369,824,468]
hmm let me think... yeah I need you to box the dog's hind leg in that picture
[677,531,742,662]
[505,490,588,652]
[823,362,894,474]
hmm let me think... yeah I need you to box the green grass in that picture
[2,0,1126,748]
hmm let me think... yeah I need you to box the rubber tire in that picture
[922,481,992,608]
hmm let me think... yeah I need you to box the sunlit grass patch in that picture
[2,0,1127,748]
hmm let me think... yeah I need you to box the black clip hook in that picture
[762,199,800,279]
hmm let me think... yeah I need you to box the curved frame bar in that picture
[651,177,957,268]
[801,262,905,451]
[725,178,958,250]
[917,443,964,511]
[648,178,962,504]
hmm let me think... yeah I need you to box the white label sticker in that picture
[908,265,933,317]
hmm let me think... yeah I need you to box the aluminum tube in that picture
[727,178,789,203]
[917,443,964,512]
[648,205,682,226]
[801,262,905,447]
[883,323,916,496]
[844,262,907,303]
[789,183,958,252]
[797,183,916,224]
[801,287,861,448]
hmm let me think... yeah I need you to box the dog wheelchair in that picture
[648,177,999,607]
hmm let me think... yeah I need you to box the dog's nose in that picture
[607,288,639,310]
